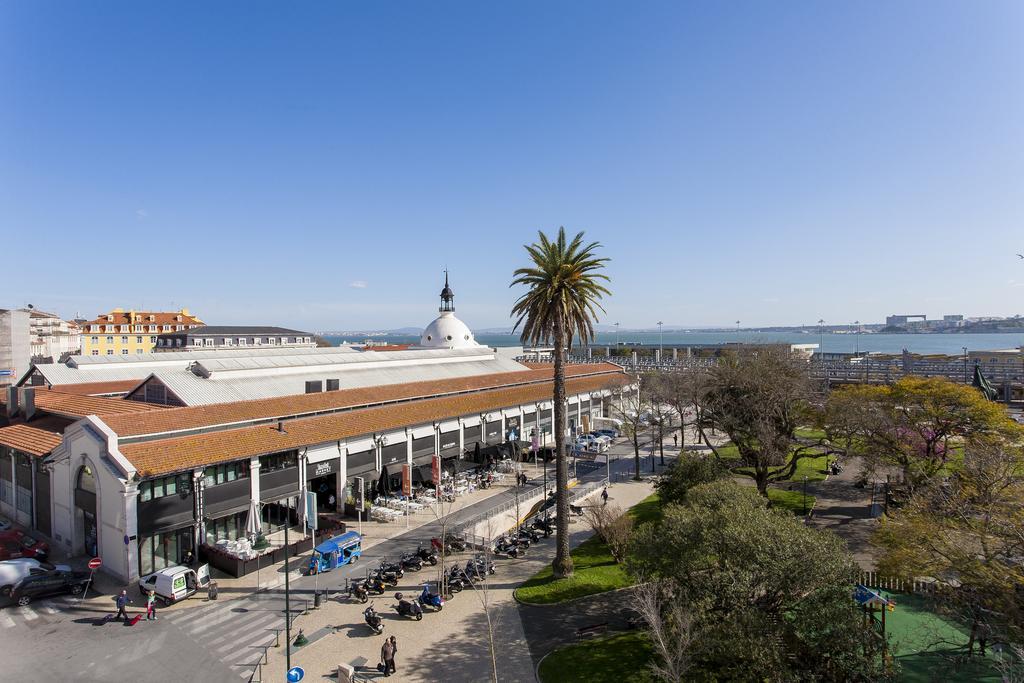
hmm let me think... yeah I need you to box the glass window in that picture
[136,336,143,343]
[92,350,99,356]
[121,349,129,355]
[203,467,216,488]
[91,336,98,343]
[121,336,128,343]
[106,336,114,343]
[164,476,176,496]
[150,336,156,343]
[140,482,152,502]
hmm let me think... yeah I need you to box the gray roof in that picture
[140,353,529,405]
[160,326,313,336]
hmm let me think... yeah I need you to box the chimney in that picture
[5,386,18,418]
[20,387,35,421]
[277,420,287,433]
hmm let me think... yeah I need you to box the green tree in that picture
[511,227,610,578]
[630,480,890,682]
[826,376,1020,489]
[873,439,1024,659]
[695,348,831,496]
[654,453,728,506]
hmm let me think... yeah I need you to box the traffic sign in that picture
[286,667,305,682]
[123,534,130,546]
[88,557,102,570]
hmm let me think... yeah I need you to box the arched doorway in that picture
[74,465,98,557]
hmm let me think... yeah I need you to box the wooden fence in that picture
[859,571,938,595]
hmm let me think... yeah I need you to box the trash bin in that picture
[208,581,219,600]
[314,590,323,608]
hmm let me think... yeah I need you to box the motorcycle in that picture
[400,552,424,572]
[494,535,523,558]
[465,560,488,582]
[415,544,439,566]
[531,517,554,538]
[446,566,467,593]
[346,578,369,603]
[394,592,424,620]
[518,526,543,543]
[418,584,444,612]
[372,568,400,587]
[363,605,384,634]
[468,554,496,575]
[364,573,387,594]
[378,560,404,583]
[432,534,467,553]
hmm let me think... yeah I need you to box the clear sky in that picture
[3,1,1022,331]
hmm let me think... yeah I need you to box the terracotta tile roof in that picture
[46,380,139,396]
[120,372,630,477]
[29,388,167,419]
[82,309,203,327]
[0,424,63,456]
[105,362,623,439]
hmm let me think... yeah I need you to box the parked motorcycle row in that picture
[351,522,552,634]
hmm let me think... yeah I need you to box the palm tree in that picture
[511,227,610,578]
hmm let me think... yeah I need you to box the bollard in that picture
[208,580,219,600]
[314,590,323,609]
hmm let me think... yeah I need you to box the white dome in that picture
[420,310,478,349]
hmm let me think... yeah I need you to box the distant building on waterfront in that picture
[0,309,31,387]
[81,308,203,356]
[884,313,965,331]
[155,325,315,352]
[28,309,81,362]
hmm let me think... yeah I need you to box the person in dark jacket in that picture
[381,638,395,677]
[388,636,398,674]
[115,590,131,624]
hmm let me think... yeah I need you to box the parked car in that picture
[138,564,211,605]
[9,568,91,606]
[573,435,607,453]
[0,531,49,561]
[587,432,612,445]
[594,428,620,439]
[0,559,68,596]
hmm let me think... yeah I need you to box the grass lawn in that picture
[876,591,1003,683]
[768,487,816,515]
[514,494,660,605]
[539,631,655,683]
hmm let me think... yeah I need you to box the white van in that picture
[138,564,210,605]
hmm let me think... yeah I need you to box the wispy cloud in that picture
[349,280,368,289]
[761,297,780,303]
[1008,279,1024,288]
[135,209,148,219]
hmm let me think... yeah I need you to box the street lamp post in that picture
[657,321,663,361]
[853,320,860,356]
[614,322,620,349]
[963,347,969,383]
[817,319,825,370]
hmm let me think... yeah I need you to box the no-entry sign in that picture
[88,557,102,570]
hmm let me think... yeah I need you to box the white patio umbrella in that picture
[246,500,263,538]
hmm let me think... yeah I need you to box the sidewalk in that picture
[260,446,654,683]
[805,457,880,568]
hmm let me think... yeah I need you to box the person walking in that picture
[601,486,609,506]
[673,433,678,448]
[145,589,158,621]
[380,637,395,677]
[115,590,131,624]
[388,635,398,675]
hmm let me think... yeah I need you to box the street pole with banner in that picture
[305,490,318,594]
[354,476,364,537]
[402,464,412,529]
[431,454,441,506]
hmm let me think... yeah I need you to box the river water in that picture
[324,331,1024,356]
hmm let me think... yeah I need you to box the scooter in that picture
[418,584,444,612]
[372,568,400,588]
[346,578,369,603]
[518,526,543,543]
[394,592,424,621]
[364,573,387,595]
[446,566,467,593]
[363,605,384,634]
[415,544,439,566]
[432,534,466,553]
[494,535,523,558]
[465,560,487,582]
[400,552,424,572]
[379,559,405,578]
[468,554,496,575]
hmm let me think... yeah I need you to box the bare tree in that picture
[582,504,634,562]
[633,580,694,683]
[616,381,651,481]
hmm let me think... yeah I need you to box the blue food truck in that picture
[307,531,363,575]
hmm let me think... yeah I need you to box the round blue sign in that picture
[123,535,130,546]
[287,667,305,683]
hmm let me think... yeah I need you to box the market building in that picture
[80,308,204,356]
[0,278,630,582]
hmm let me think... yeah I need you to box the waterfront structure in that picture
[0,309,31,388]
[0,280,632,582]
[80,308,203,357]
[28,309,81,362]
[155,325,316,352]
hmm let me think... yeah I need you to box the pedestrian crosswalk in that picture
[164,597,292,678]
[0,596,78,629]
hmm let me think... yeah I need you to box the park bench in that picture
[576,622,609,640]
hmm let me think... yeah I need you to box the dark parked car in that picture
[0,531,49,561]
[9,568,90,606]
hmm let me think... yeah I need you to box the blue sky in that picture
[3,1,1022,331]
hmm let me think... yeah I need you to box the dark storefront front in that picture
[505,415,521,441]
[346,448,376,515]
[411,435,436,485]
[34,459,50,537]
[439,430,460,460]
[539,408,552,436]
[463,424,482,452]
[485,419,502,445]
[307,457,339,510]
[138,472,195,575]
[260,451,300,532]
[203,465,251,546]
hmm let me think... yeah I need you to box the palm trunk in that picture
[552,321,574,579]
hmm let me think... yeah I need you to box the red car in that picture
[0,530,49,561]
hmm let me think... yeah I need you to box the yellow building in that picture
[80,308,204,357]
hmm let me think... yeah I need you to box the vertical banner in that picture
[431,454,441,498]
[304,490,318,530]
[401,463,412,497]
[354,476,365,510]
